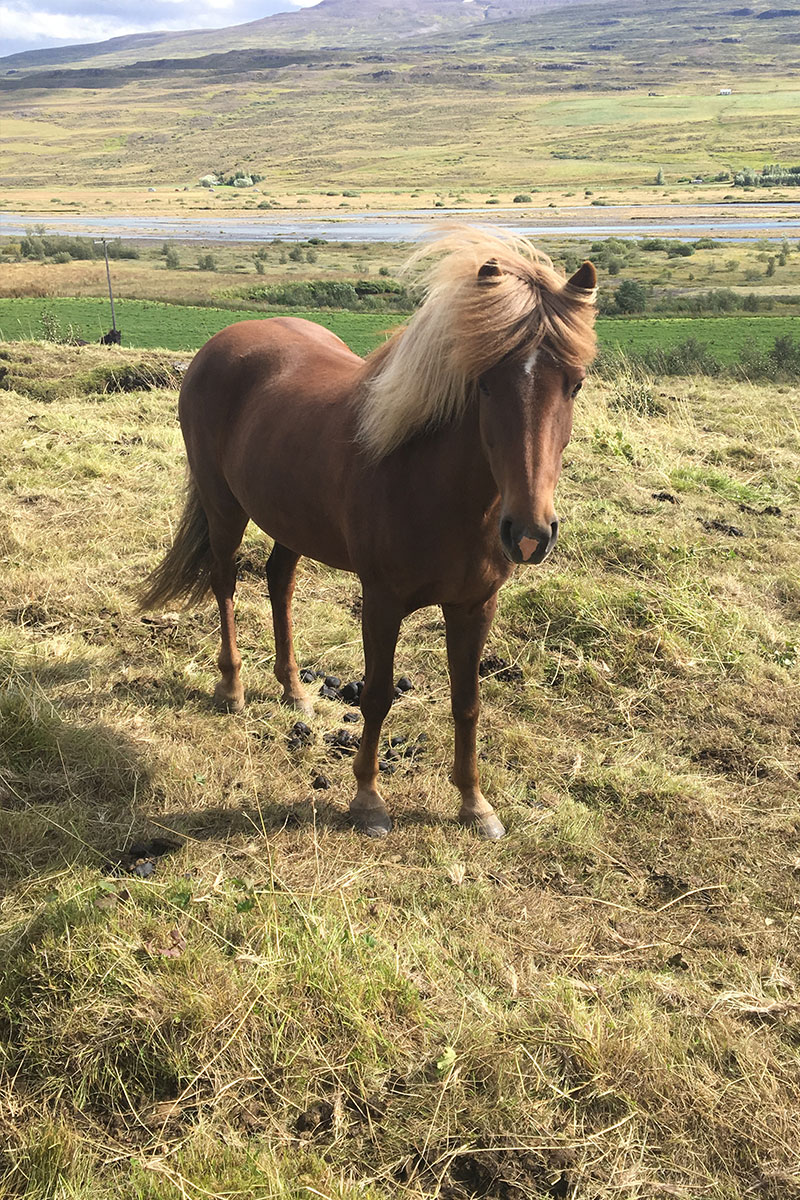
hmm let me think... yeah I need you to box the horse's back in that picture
[186,317,358,387]
[178,317,366,569]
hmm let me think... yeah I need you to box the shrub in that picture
[197,254,217,271]
[513,194,532,203]
[666,242,694,258]
[165,247,180,270]
[613,280,648,314]
[242,278,410,310]
[38,308,75,344]
[640,238,670,252]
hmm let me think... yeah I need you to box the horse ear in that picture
[567,261,597,291]
[478,258,504,282]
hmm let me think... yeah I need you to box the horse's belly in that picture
[227,460,355,573]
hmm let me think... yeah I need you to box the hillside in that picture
[0,0,595,70]
[0,0,798,192]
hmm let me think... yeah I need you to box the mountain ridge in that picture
[0,0,594,70]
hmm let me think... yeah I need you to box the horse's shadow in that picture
[1,654,446,893]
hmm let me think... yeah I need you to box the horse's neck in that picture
[438,403,500,515]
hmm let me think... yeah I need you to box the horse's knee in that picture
[360,686,393,725]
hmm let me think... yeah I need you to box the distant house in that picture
[719,88,732,95]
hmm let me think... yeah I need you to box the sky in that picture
[0,0,323,57]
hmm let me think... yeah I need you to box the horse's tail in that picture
[139,475,214,610]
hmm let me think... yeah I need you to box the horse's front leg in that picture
[350,588,403,838]
[443,596,506,840]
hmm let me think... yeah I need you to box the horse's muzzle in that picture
[500,517,559,565]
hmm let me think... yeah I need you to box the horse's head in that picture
[477,260,597,565]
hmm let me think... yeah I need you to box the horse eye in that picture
[571,381,583,398]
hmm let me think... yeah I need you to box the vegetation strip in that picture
[1,297,799,377]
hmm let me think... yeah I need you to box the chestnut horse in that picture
[141,229,597,839]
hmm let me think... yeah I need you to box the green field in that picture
[2,296,798,365]
[0,297,399,359]
[599,315,800,363]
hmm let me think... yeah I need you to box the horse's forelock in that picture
[358,228,597,459]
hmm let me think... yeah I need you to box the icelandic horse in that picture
[140,229,598,839]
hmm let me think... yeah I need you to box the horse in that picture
[140,228,598,840]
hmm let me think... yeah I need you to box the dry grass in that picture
[0,339,799,1199]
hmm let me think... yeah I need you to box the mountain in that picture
[0,0,594,70]
[0,0,797,190]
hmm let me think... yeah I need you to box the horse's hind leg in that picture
[208,505,249,713]
[266,542,312,716]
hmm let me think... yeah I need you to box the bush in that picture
[613,280,648,314]
[165,248,180,270]
[197,254,217,271]
[38,308,75,344]
[242,278,410,310]
[609,371,666,416]
[513,194,532,203]
[640,238,670,252]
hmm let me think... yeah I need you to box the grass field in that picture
[0,338,799,1198]
[1,295,799,366]
[0,298,398,359]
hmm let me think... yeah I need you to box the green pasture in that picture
[599,315,800,363]
[0,298,398,359]
[1,296,798,365]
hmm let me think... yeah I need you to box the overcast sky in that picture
[0,0,323,57]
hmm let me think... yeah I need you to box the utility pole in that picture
[94,238,118,339]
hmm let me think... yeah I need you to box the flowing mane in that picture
[357,227,598,460]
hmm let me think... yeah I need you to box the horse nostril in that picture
[551,518,559,546]
[500,518,514,552]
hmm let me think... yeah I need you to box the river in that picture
[2,203,800,243]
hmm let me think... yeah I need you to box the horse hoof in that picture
[351,808,393,838]
[213,687,244,713]
[287,695,315,718]
[461,813,506,840]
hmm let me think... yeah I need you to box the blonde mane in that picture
[357,227,598,460]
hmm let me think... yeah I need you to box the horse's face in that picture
[479,346,585,566]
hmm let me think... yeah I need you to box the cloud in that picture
[0,0,322,56]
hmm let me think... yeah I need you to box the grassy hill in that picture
[1,336,798,1198]
[0,0,798,192]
